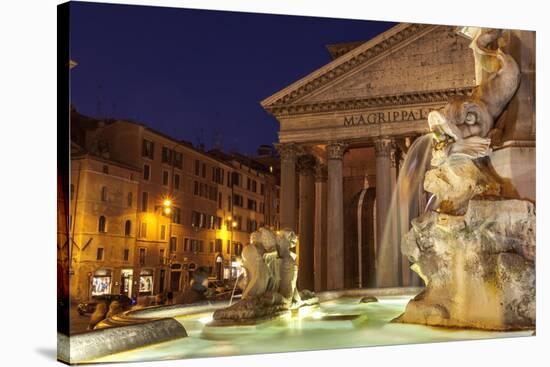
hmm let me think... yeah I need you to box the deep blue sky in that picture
[70,2,395,155]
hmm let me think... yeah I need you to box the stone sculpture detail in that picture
[395,28,535,331]
[212,228,318,325]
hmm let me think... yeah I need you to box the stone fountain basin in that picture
[62,287,533,364]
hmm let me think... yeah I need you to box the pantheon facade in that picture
[261,23,535,291]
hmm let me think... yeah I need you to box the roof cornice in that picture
[265,87,474,117]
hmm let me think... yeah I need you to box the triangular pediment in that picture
[261,23,476,115]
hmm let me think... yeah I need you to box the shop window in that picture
[124,220,131,236]
[101,186,107,202]
[96,247,104,261]
[139,269,153,295]
[98,216,106,233]
[91,270,111,296]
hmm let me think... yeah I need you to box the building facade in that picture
[261,23,535,291]
[69,110,280,302]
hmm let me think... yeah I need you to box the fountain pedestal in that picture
[394,199,535,330]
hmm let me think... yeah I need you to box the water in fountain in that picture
[376,133,433,287]
[229,272,243,306]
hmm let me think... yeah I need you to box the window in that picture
[233,194,243,207]
[201,163,206,178]
[142,139,154,159]
[174,174,180,190]
[143,164,150,181]
[184,238,189,252]
[98,216,106,233]
[70,184,74,200]
[194,181,199,196]
[227,195,232,211]
[96,247,104,261]
[252,180,257,193]
[233,243,243,256]
[247,177,251,190]
[101,186,107,202]
[162,146,172,164]
[102,165,109,174]
[172,207,181,224]
[232,172,241,187]
[160,224,166,240]
[124,220,132,236]
[194,160,200,176]
[261,184,265,195]
[218,192,222,209]
[127,192,133,207]
[160,249,165,264]
[209,241,214,253]
[173,152,183,169]
[139,248,146,265]
[247,199,257,211]
[140,222,147,238]
[170,237,177,252]
[226,240,231,254]
[162,170,169,186]
[212,167,224,184]
[215,239,222,253]
[141,192,148,212]
[123,249,129,261]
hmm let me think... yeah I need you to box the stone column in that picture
[374,137,398,287]
[313,163,328,291]
[326,142,347,290]
[297,154,316,291]
[277,143,298,231]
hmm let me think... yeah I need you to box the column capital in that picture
[314,163,328,182]
[374,137,394,157]
[276,143,299,162]
[326,142,348,160]
[297,154,317,176]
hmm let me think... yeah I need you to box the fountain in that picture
[393,28,536,330]
[210,228,319,325]
[60,26,535,366]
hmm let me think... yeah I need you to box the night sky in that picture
[70,2,395,155]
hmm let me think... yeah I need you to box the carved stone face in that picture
[435,97,493,139]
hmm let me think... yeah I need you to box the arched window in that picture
[98,215,106,233]
[101,186,107,202]
[125,220,132,236]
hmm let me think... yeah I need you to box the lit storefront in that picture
[91,269,112,296]
[120,269,133,298]
[139,269,154,295]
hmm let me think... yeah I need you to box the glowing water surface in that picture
[93,295,530,363]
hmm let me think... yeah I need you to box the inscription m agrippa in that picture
[343,108,431,126]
